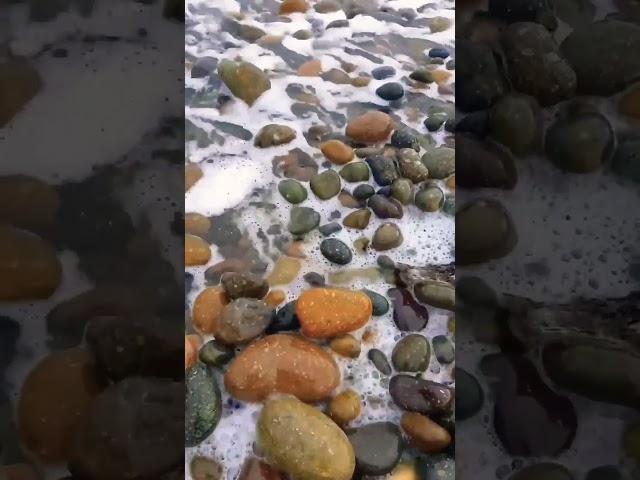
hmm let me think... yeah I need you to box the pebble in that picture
[255,124,297,148]
[392,334,430,372]
[376,82,405,101]
[329,390,362,426]
[303,271,326,286]
[415,280,455,310]
[265,301,299,333]
[398,149,429,183]
[338,190,364,208]
[320,238,353,265]
[346,111,394,143]
[509,464,574,480]
[298,59,322,76]
[278,178,307,204]
[296,288,372,338]
[346,422,403,476]
[0,175,59,232]
[432,335,454,364]
[371,223,403,251]
[456,368,484,420]
[545,112,613,173]
[368,194,403,219]
[221,272,269,300]
[368,348,392,375]
[318,222,342,236]
[330,334,361,358]
[186,364,222,447]
[0,59,42,127]
[353,184,375,200]
[619,82,640,120]
[191,455,223,480]
[327,19,350,29]
[310,170,341,199]
[372,66,396,80]
[216,298,273,344]
[192,287,228,334]
[198,340,234,368]
[388,288,428,331]
[340,162,370,182]
[424,113,448,132]
[456,199,517,265]
[353,237,370,253]
[321,139,355,165]
[389,375,453,416]
[18,349,102,462]
[185,234,211,266]
[392,131,420,152]
[314,0,340,13]
[390,178,413,204]
[585,466,622,480]
[428,47,449,58]
[421,147,454,179]
[456,134,517,189]
[488,93,541,155]
[225,334,339,402]
[279,0,308,14]
[401,412,452,453]
[218,60,271,106]
[0,226,62,300]
[366,155,399,186]
[185,212,211,237]
[288,206,320,235]
[612,138,640,183]
[257,397,355,480]
[343,209,371,229]
[185,335,201,371]
[362,289,389,315]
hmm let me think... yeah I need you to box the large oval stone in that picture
[346,111,394,143]
[218,60,271,106]
[389,375,453,416]
[346,422,403,475]
[18,349,102,463]
[0,226,62,300]
[296,288,372,338]
[224,334,340,402]
[186,363,222,447]
[216,298,273,344]
[257,396,355,480]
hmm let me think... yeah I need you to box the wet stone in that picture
[314,0,340,13]
[401,412,452,454]
[216,298,273,344]
[288,206,321,235]
[432,335,454,364]
[456,368,484,420]
[186,365,222,447]
[329,390,362,426]
[238,458,284,480]
[347,423,403,476]
[362,289,389,316]
[321,139,354,165]
[310,170,341,199]
[372,223,403,251]
[218,59,271,106]
[320,238,353,265]
[388,288,428,331]
[346,111,394,143]
[199,340,234,368]
[376,82,405,101]
[303,271,325,286]
[0,59,43,128]
[267,300,300,333]
[389,375,453,416]
[424,112,448,132]
[428,47,449,58]
[343,209,372,229]
[319,222,342,236]
[255,124,297,148]
[398,149,429,183]
[353,237,370,253]
[330,334,361,358]
[339,190,364,209]
[585,466,622,480]
[415,280,455,310]
[488,93,541,155]
[273,148,318,181]
[456,40,504,111]
[368,194,403,219]
[279,0,309,14]
[456,134,517,189]
[191,456,222,480]
[191,57,218,78]
[421,147,454,179]
[509,464,574,480]
[353,184,375,200]
[390,178,413,204]
[545,112,613,173]
[278,179,308,204]
[415,186,444,212]
[368,348,392,375]
[327,19,349,29]
[340,162,370,182]
[221,272,269,300]
[372,66,396,80]
[489,0,556,28]
[392,334,430,372]
[612,138,640,183]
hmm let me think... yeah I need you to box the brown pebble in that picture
[351,76,371,87]
[185,334,201,370]
[238,457,284,480]
[346,111,393,143]
[185,234,211,266]
[400,412,452,453]
[298,59,322,77]
[362,328,377,344]
[321,140,355,165]
[264,289,286,308]
[279,0,308,14]
[185,163,203,191]
[445,174,455,190]
[0,175,60,232]
[267,256,301,285]
[330,334,361,358]
[285,241,306,258]
[192,287,228,334]
[185,212,211,237]
[328,390,362,426]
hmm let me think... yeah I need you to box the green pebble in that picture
[362,289,389,316]
[340,162,370,182]
[415,185,444,212]
[198,340,234,367]
[310,170,341,199]
[343,209,371,229]
[392,334,430,372]
[278,179,307,204]
[288,206,321,235]
[390,178,413,204]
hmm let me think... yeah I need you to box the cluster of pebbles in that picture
[185,0,455,479]
[455,0,640,479]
